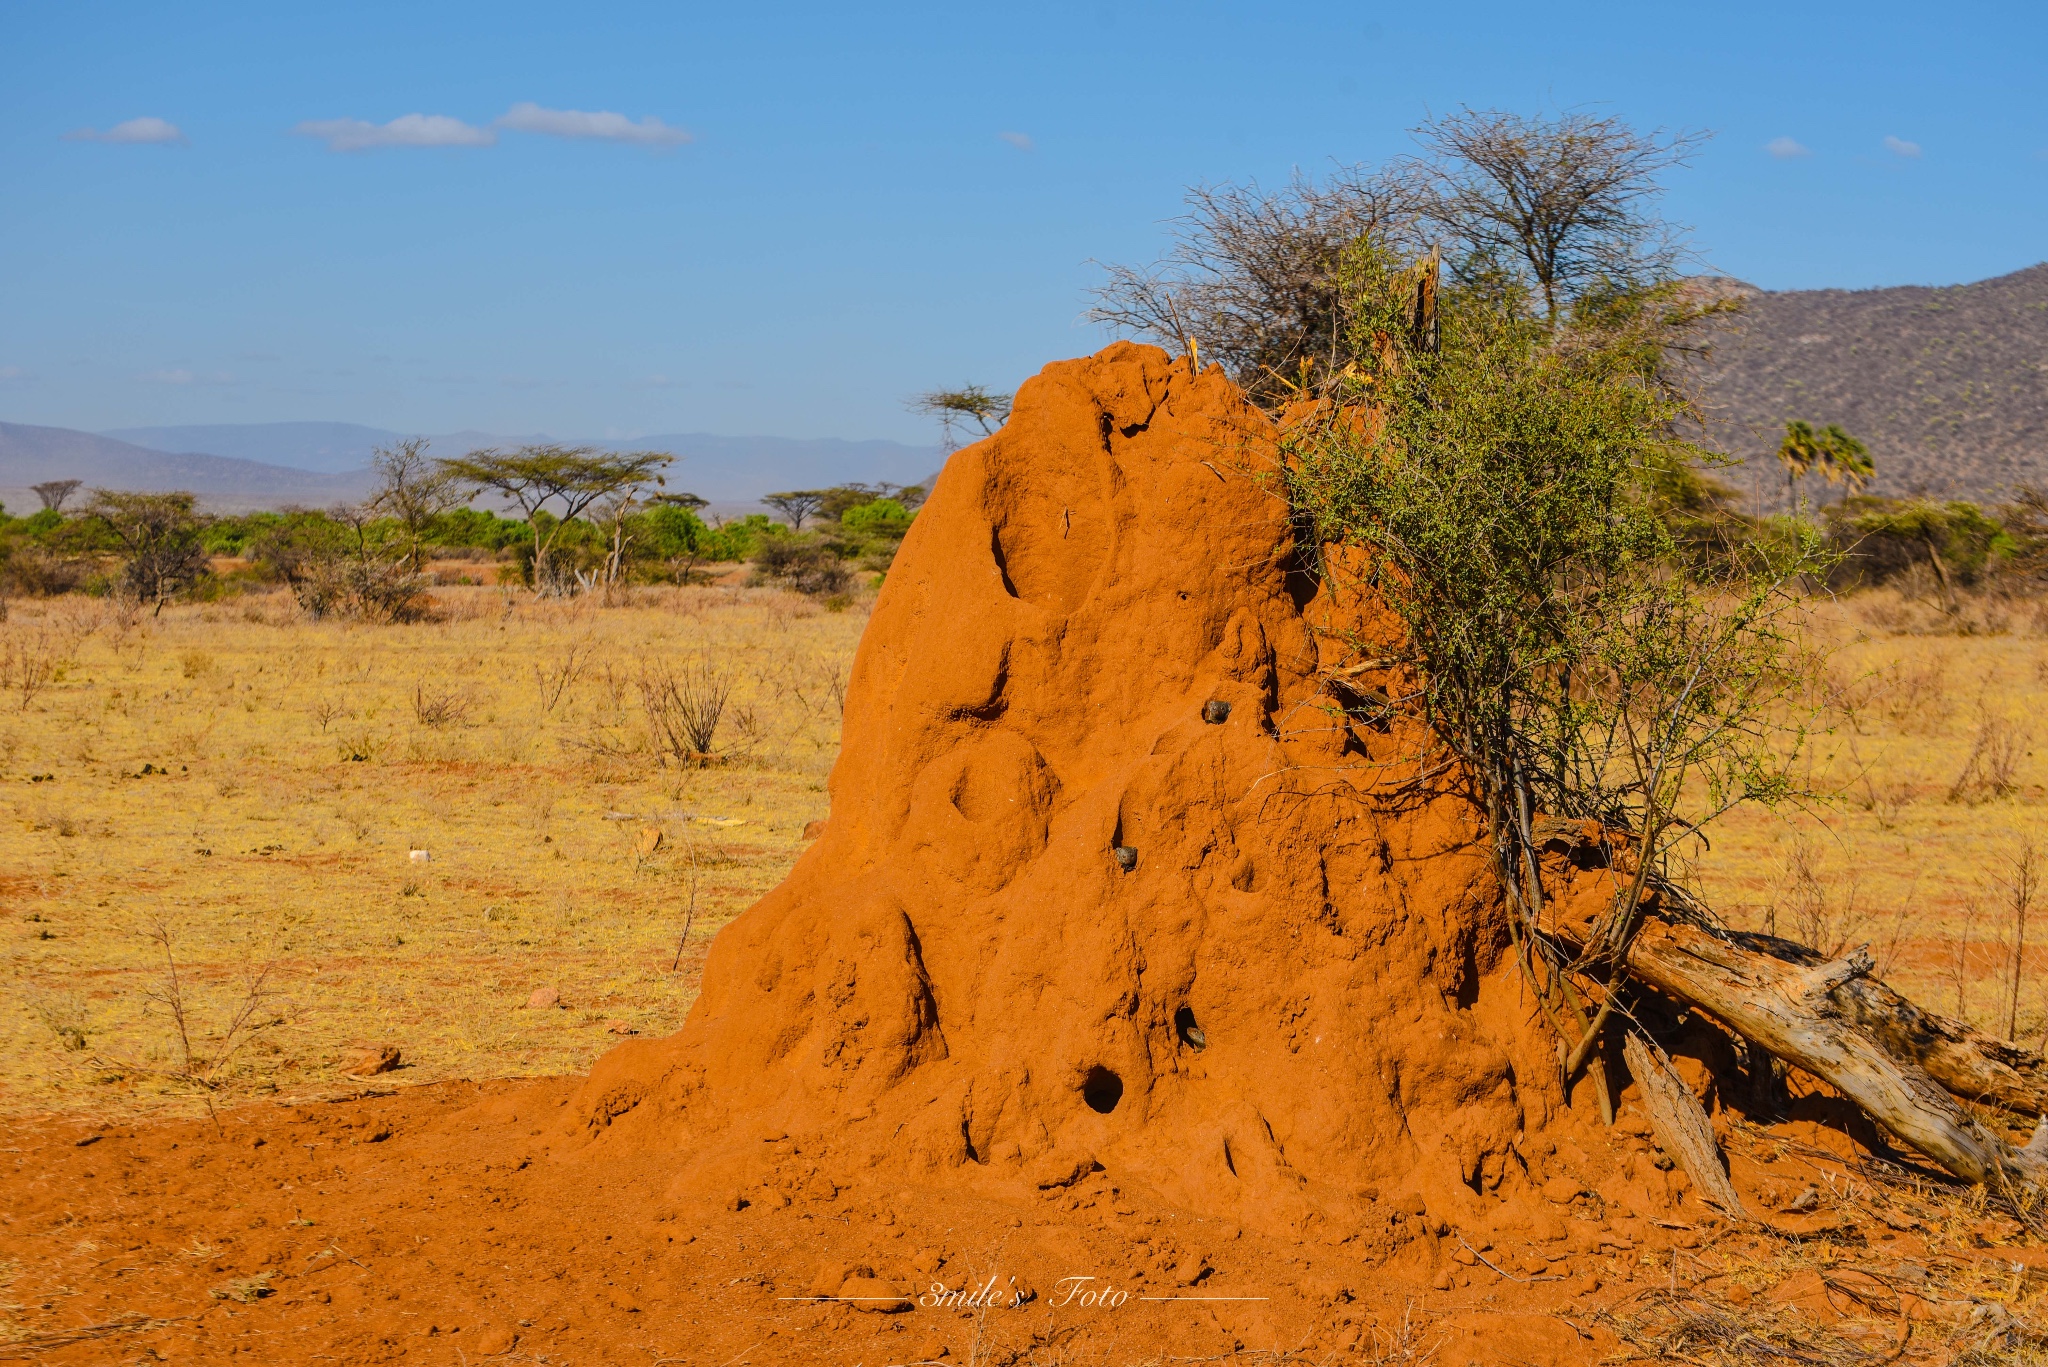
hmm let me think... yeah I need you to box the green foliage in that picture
[1281,243,1831,940]
[641,503,712,560]
[840,497,912,538]
[427,507,529,551]
[438,444,672,595]
[1827,496,2013,593]
[17,508,65,540]
[701,514,781,563]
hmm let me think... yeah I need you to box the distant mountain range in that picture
[0,421,944,515]
[1696,262,2048,512]
[0,423,375,512]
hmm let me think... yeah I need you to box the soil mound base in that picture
[573,341,1563,1243]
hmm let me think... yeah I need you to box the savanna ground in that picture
[7,579,2048,1364]
[0,580,859,1121]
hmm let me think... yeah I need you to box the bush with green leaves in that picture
[1825,496,2014,596]
[1278,241,1831,1089]
[841,497,913,538]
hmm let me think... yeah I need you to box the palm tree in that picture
[1816,425,1873,504]
[1776,420,1820,513]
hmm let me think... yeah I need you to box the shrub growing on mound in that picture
[1279,241,1832,1111]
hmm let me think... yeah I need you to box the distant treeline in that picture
[0,477,922,617]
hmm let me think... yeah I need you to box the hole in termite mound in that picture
[1174,1006,1207,1050]
[1082,1067,1124,1114]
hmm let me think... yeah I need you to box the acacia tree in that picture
[1408,107,1705,327]
[83,490,212,614]
[437,446,672,595]
[31,480,82,513]
[367,439,464,573]
[762,490,827,531]
[907,386,1013,450]
[1091,110,1705,401]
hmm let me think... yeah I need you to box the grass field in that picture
[5,579,2048,1123]
[1697,587,2048,1043]
[0,584,861,1120]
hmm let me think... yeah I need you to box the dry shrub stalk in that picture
[640,660,733,763]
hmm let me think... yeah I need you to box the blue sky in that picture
[2,0,2043,444]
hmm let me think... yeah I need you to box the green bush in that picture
[1826,497,2013,592]
[841,498,913,538]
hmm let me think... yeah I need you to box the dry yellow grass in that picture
[0,584,862,1119]
[1697,588,2048,1040]
[8,578,2048,1127]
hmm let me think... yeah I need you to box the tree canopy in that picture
[438,445,672,593]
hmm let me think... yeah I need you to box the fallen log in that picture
[1617,916,2048,1191]
[1715,929,2048,1118]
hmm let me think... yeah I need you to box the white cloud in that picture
[293,114,497,152]
[497,102,691,147]
[1884,135,1923,158]
[997,130,1035,152]
[1765,136,1811,159]
[66,116,186,145]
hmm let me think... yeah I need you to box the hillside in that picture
[0,422,373,513]
[1697,262,2048,511]
[99,423,943,503]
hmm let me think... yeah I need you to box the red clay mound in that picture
[574,341,1565,1246]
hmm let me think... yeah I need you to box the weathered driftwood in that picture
[1621,1032,1747,1218]
[1619,917,2048,1190]
[1720,929,2048,1117]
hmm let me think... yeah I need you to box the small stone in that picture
[803,819,829,840]
[605,1019,638,1035]
[636,826,663,856]
[473,1328,516,1354]
[526,987,562,1010]
[1519,1254,1551,1276]
[342,1044,401,1076]
[1576,1273,1601,1294]
[408,849,431,863]
[1452,1246,1477,1266]
[1202,700,1232,724]
[1113,846,1138,871]
[840,1276,913,1313]
[1541,1176,1581,1204]
[1430,1268,1454,1291]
